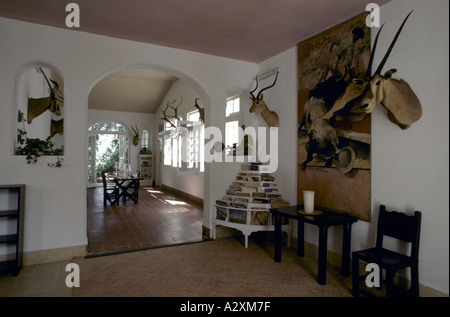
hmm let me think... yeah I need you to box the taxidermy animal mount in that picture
[50,119,64,137]
[321,10,422,130]
[130,125,140,146]
[249,70,279,127]
[27,67,63,124]
[194,98,205,122]
[161,97,183,129]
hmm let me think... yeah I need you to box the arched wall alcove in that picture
[13,60,65,161]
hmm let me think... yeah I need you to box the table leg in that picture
[274,214,282,262]
[341,222,352,277]
[317,226,328,285]
[297,220,304,257]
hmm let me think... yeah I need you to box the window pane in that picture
[89,122,126,132]
[233,97,240,113]
[187,110,200,122]
[141,130,149,150]
[163,134,171,165]
[225,120,239,148]
[226,96,240,117]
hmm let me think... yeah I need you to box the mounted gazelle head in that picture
[27,67,63,124]
[322,10,422,129]
[249,70,279,127]
[194,98,205,122]
[130,125,140,146]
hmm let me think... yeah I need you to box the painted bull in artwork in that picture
[299,72,356,173]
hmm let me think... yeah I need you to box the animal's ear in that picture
[380,78,422,129]
[260,94,264,99]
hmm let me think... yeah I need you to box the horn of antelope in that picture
[27,68,63,124]
[373,10,414,77]
[249,71,280,127]
[194,98,205,122]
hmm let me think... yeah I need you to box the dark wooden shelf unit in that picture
[0,184,25,276]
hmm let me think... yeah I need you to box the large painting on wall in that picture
[297,13,371,221]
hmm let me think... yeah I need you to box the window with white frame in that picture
[225,94,241,155]
[184,109,204,172]
[141,129,150,153]
[160,109,204,173]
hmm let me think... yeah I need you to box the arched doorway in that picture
[87,121,129,187]
[86,65,209,256]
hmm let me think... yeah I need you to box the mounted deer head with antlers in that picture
[194,98,205,122]
[321,11,422,129]
[249,70,279,127]
[130,125,140,146]
[160,97,183,129]
[27,67,63,124]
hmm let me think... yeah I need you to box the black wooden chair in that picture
[352,204,422,297]
[102,171,118,206]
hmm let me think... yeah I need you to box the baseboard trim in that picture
[161,184,203,206]
[22,245,87,266]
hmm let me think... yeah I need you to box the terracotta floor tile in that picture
[86,186,204,256]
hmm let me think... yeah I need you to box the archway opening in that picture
[86,65,208,256]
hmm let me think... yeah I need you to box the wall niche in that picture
[15,65,64,166]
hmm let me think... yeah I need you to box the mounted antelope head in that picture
[322,11,422,129]
[160,97,183,129]
[27,67,63,124]
[130,125,140,146]
[249,70,279,127]
[194,98,205,122]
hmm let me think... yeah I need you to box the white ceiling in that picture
[1,0,390,113]
[88,69,178,114]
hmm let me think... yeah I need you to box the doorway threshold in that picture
[85,238,211,259]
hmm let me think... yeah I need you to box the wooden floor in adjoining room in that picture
[86,186,204,256]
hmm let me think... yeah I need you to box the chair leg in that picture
[385,269,396,297]
[410,264,419,297]
[352,256,360,297]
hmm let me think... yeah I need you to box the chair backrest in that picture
[376,204,422,259]
[101,171,108,189]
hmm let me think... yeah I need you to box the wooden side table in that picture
[270,205,358,285]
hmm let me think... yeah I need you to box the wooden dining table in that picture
[107,174,141,204]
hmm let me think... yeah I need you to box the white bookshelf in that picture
[212,163,291,248]
[139,154,153,186]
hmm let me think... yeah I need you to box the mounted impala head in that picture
[322,11,422,129]
[249,70,279,127]
[27,67,63,124]
[130,125,140,146]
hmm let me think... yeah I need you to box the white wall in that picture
[0,17,257,255]
[260,0,448,294]
[369,0,449,294]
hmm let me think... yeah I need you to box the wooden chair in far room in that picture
[102,171,118,206]
[352,204,422,297]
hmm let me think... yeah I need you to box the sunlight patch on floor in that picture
[165,199,189,206]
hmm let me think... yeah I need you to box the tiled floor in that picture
[0,186,204,297]
[87,186,204,256]
[0,260,72,297]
